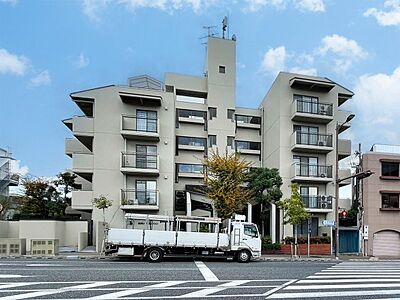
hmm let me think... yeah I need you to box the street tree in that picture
[54,172,80,206]
[247,168,283,236]
[204,150,253,219]
[92,195,113,254]
[277,183,309,254]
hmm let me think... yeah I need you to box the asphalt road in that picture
[1,258,400,299]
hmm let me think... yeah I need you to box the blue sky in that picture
[1,0,400,178]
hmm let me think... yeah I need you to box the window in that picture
[177,136,206,147]
[235,141,261,151]
[382,193,400,209]
[294,125,322,146]
[227,109,235,120]
[219,65,226,74]
[178,164,204,174]
[227,136,234,148]
[293,156,319,177]
[208,135,216,147]
[208,107,217,120]
[382,162,399,177]
[244,224,258,238]
[135,145,157,169]
[136,110,157,132]
[300,186,318,208]
[178,109,205,120]
[136,180,157,205]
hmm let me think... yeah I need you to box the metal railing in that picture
[121,152,158,169]
[293,163,333,178]
[294,132,333,147]
[121,115,158,133]
[235,115,261,125]
[121,189,158,206]
[301,195,333,209]
[295,100,333,116]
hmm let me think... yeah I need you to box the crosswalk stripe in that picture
[177,280,250,298]
[298,278,400,283]
[308,275,400,279]
[286,283,400,290]
[267,290,400,299]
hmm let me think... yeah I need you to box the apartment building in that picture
[362,144,400,257]
[64,35,352,250]
[0,148,19,197]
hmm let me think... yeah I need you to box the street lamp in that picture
[334,113,354,259]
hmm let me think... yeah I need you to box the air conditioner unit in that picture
[320,172,327,178]
[319,105,329,115]
[318,140,327,146]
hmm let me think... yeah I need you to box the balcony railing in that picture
[293,163,333,178]
[121,152,158,169]
[121,189,158,206]
[294,132,333,147]
[295,100,333,116]
[301,195,333,209]
[122,115,158,133]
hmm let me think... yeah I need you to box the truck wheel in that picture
[237,250,251,263]
[147,248,163,263]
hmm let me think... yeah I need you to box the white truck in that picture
[105,213,261,263]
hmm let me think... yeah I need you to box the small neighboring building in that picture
[0,148,19,197]
[363,144,400,257]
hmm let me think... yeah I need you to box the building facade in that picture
[362,144,400,257]
[0,148,19,197]
[64,36,352,250]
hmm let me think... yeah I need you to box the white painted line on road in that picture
[0,275,34,278]
[218,280,250,287]
[64,281,120,290]
[194,261,219,281]
[309,275,400,278]
[316,272,400,275]
[263,279,297,297]
[298,278,400,283]
[322,269,400,272]
[0,283,40,290]
[267,289,400,299]
[85,281,185,299]
[26,264,66,267]
[285,283,400,290]
[178,280,249,298]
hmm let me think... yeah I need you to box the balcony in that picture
[119,92,162,106]
[338,139,351,160]
[73,116,94,136]
[291,163,333,183]
[291,132,333,153]
[337,110,353,133]
[289,76,335,93]
[120,189,159,210]
[177,110,206,125]
[235,141,261,156]
[339,168,352,186]
[291,100,334,124]
[177,164,204,179]
[120,152,159,176]
[301,195,333,212]
[121,115,159,141]
[65,138,91,157]
[235,115,261,130]
[177,137,206,152]
[71,191,93,210]
[72,153,93,173]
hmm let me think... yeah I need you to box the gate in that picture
[339,228,359,253]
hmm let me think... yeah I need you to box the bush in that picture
[262,235,272,245]
[263,243,281,250]
[284,236,331,244]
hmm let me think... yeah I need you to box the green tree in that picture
[277,183,309,254]
[92,195,112,224]
[54,172,80,206]
[204,150,253,219]
[247,167,283,236]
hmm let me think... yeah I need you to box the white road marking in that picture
[194,261,219,281]
[286,282,400,290]
[85,281,184,299]
[0,283,41,290]
[299,278,400,283]
[0,275,33,278]
[308,275,400,278]
[263,279,297,297]
[316,272,400,275]
[26,264,65,267]
[178,280,250,298]
[267,289,400,299]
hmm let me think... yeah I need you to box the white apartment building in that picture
[64,36,352,250]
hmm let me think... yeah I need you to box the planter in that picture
[263,244,331,256]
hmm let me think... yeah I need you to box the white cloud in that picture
[0,48,29,76]
[244,0,285,12]
[364,0,400,26]
[82,0,106,22]
[0,0,17,6]
[289,67,317,76]
[10,160,29,177]
[317,34,367,73]
[353,67,400,146]
[30,70,51,87]
[295,0,325,12]
[260,46,286,76]
[77,52,90,68]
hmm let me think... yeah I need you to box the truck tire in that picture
[237,250,251,263]
[147,248,163,263]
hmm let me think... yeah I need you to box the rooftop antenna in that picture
[222,16,228,39]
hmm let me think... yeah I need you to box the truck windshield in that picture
[244,224,258,238]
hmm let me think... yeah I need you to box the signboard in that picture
[322,220,336,227]
[363,225,369,240]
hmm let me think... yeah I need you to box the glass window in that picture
[136,110,157,132]
[382,162,399,177]
[136,145,157,169]
[136,180,157,205]
[177,137,206,147]
[236,141,261,150]
[178,164,203,174]
[382,193,400,208]
[244,224,258,238]
[227,109,235,120]
[219,65,226,74]
[236,115,261,124]
[209,107,217,120]
[208,135,216,147]
[227,136,234,147]
[178,109,205,120]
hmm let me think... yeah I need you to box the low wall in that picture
[263,244,331,256]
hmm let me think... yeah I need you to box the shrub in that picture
[283,236,331,244]
[263,243,281,250]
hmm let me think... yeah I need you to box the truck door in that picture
[242,224,261,252]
